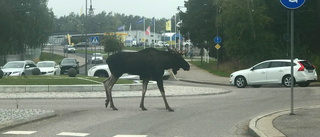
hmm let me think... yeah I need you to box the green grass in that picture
[189,60,233,77]
[0,75,133,85]
[39,52,65,63]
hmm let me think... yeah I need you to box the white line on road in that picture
[2,131,37,135]
[57,132,90,136]
[114,135,148,137]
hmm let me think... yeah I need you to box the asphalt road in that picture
[0,81,319,137]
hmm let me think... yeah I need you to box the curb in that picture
[249,110,287,137]
[249,105,320,137]
[0,110,56,131]
[178,79,231,86]
[0,81,158,93]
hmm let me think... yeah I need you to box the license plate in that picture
[308,70,313,73]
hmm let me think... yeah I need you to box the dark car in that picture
[74,42,88,47]
[60,58,79,74]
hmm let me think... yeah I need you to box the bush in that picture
[32,68,41,75]
[0,69,3,78]
[68,68,77,77]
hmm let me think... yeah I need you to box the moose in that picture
[103,48,190,112]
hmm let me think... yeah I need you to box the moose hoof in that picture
[111,106,118,110]
[167,108,174,112]
[140,106,148,111]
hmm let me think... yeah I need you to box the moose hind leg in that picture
[157,80,174,112]
[140,78,149,110]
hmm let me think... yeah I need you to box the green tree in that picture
[101,34,123,54]
[0,0,53,56]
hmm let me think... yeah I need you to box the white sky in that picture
[47,0,186,19]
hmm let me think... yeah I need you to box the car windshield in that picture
[37,62,54,67]
[65,45,73,48]
[3,62,24,69]
[93,53,102,57]
[62,59,75,64]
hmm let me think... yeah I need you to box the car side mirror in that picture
[250,67,255,71]
[25,65,30,69]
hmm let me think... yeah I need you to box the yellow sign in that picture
[215,44,221,50]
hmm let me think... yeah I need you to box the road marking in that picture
[114,135,148,137]
[57,132,90,136]
[2,131,37,135]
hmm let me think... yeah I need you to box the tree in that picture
[101,34,123,54]
[0,0,53,57]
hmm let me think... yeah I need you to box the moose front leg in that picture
[103,75,119,110]
[140,78,149,111]
[157,80,174,112]
[103,77,111,108]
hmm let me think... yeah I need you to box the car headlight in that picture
[48,71,54,73]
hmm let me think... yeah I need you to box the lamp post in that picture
[85,0,88,76]
[177,6,186,53]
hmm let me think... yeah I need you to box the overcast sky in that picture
[47,0,186,19]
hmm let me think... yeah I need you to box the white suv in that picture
[230,59,317,88]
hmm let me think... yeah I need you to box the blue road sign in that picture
[91,37,99,45]
[280,0,305,9]
[214,36,222,44]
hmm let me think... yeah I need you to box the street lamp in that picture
[177,6,186,53]
[84,0,88,76]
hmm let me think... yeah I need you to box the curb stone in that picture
[0,109,56,131]
[249,110,287,137]
[249,105,320,137]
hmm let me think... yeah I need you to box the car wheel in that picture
[94,70,109,77]
[282,75,295,87]
[235,76,247,88]
[298,82,310,87]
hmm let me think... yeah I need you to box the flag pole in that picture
[175,15,177,51]
[143,17,145,49]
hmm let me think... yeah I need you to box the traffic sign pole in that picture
[280,0,305,115]
[290,10,294,115]
[214,37,222,69]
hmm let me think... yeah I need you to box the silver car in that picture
[1,60,37,76]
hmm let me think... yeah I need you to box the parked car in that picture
[36,61,61,75]
[230,59,318,88]
[155,41,169,47]
[0,60,37,76]
[87,64,171,80]
[60,58,79,74]
[91,53,103,64]
[63,45,76,53]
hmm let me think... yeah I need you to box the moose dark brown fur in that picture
[103,48,190,111]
